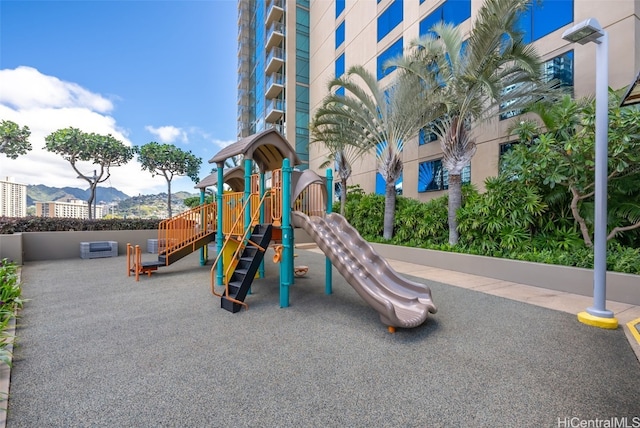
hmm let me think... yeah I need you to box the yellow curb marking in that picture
[626,317,640,345]
[577,311,619,329]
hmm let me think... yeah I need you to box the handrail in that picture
[271,169,282,226]
[293,182,326,217]
[210,189,272,309]
[158,202,217,264]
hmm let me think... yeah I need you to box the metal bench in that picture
[80,241,118,259]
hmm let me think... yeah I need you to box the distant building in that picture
[36,199,105,219]
[0,177,27,217]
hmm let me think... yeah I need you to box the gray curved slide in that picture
[292,211,437,330]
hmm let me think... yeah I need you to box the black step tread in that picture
[141,261,164,267]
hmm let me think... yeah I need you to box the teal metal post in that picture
[325,169,333,295]
[280,158,293,308]
[259,171,266,278]
[199,188,206,266]
[244,158,252,234]
[216,164,224,286]
[244,158,252,294]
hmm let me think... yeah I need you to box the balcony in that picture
[266,22,285,50]
[265,98,284,123]
[266,0,284,26]
[265,73,284,99]
[266,47,285,74]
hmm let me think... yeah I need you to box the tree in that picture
[45,127,135,219]
[309,118,360,215]
[136,142,201,217]
[501,91,640,247]
[0,120,32,159]
[392,0,552,245]
[312,65,429,239]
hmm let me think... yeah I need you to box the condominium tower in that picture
[0,177,27,217]
[237,0,310,167]
[237,0,640,199]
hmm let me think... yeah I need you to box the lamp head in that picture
[562,18,604,45]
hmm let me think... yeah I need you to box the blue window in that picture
[499,50,573,121]
[543,50,573,90]
[335,53,345,78]
[377,0,403,42]
[442,0,471,27]
[376,172,403,195]
[419,0,470,37]
[336,20,345,49]
[419,128,437,145]
[418,160,470,192]
[377,37,403,80]
[336,0,345,18]
[335,53,346,96]
[518,0,573,43]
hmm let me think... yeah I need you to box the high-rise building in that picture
[237,0,639,198]
[237,0,310,168]
[0,177,27,217]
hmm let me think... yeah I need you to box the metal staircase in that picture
[220,224,273,313]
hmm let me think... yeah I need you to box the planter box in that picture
[371,243,640,306]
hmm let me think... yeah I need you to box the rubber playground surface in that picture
[6,249,640,427]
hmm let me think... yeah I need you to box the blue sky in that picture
[0,0,238,197]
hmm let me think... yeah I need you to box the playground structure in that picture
[127,128,437,331]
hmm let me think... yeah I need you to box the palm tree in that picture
[313,65,430,239]
[391,0,551,245]
[309,115,360,216]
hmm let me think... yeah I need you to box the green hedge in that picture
[0,217,161,234]
[343,185,640,275]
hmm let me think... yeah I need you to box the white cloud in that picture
[0,66,113,112]
[0,67,169,197]
[145,125,188,144]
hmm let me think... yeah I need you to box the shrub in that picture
[0,217,161,234]
[0,259,23,367]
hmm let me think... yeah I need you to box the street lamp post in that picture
[562,18,617,329]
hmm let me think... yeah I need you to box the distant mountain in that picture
[27,185,130,206]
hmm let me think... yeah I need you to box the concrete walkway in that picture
[5,247,640,427]
[375,254,640,360]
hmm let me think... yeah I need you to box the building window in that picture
[499,50,573,121]
[336,20,345,49]
[543,50,573,90]
[335,53,345,78]
[377,0,403,42]
[418,159,470,192]
[335,53,346,96]
[336,0,345,18]
[419,118,443,145]
[499,141,518,157]
[419,0,471,37]
[518,0,573,44]
[376,172,403,195]
[377,37,403,80]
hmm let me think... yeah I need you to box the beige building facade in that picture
[304,0,640,199]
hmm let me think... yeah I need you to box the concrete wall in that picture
[371,243,640,306]
[0,228,313,264]
[0,230,157,263]
[0,233,24,265]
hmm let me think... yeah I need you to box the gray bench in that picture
[80,241,118,259]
